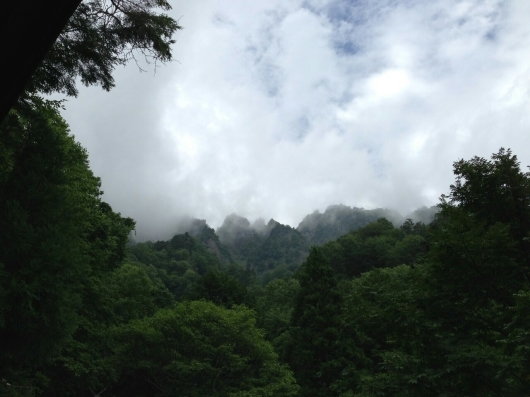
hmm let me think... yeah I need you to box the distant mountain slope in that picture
[296,204,405,245]
[216,215,307,273]
[173,205,436,277]
[216,214,264,265]
[254,222,309,273]
[177,218,233,264]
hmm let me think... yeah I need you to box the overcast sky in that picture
[58,0,530,241]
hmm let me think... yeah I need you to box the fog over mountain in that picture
[157,204,437,276]
[172,204,439,244]
[54,0,530,241]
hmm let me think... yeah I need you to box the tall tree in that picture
[420,148,530,395]
[287,247,351,397]
[338,148,530,397]
[0,98,134,393]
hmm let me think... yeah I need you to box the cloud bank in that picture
[57,0,530,240]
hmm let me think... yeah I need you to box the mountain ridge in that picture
[168,204,438,276]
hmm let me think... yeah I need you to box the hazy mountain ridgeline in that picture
[297,204,403,245]
[298,204,439,245]
[175,217,233,264]
[214,214,308,274]
[163,205,438,280]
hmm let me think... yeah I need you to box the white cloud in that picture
[367,69,410,98]
[57,0,530,239]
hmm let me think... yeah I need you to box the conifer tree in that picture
[286,246,345,397]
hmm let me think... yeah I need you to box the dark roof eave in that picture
[0,0,82,123]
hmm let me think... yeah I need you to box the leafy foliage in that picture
[30,0,181,97]
[320,217,428,278]
[186,270,254,308]
[337,149,530,396]
[126,232,227,299]
[0,99,134,394]
[286,247,357,397]
[255,278,300,347]
[110,301,299,397]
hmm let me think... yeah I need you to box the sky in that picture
[57,0,530,241]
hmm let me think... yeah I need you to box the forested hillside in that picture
[297,205,404,245]
[173,204,434,284]
[216,214,309,277]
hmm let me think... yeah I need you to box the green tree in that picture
[256,278,300,345]
[447,148,530,243]
[337,149,530,396]
[341,265,431,397]
[320,218,427,278]
[186,270,253,308]
[110,301,300,396]
[416,149,530,396]
[286,247,351,397]
[29,0,181,98]
[0,99,134,393]
[38,262,173,397]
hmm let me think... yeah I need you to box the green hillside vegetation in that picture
[334,148,530,397]
[320,217,428,278]
[254,223,310,274]
[297,205,405,245]
[209,206,427,283]
[215,215,309,280]
[183,218,233,264]
[217,214,265,267]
